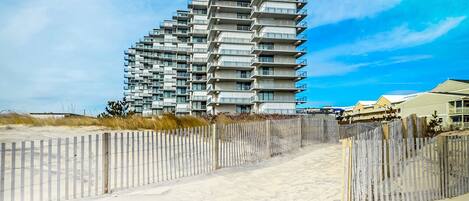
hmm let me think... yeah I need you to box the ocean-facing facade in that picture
[124,0,308,116]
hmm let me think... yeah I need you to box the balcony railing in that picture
[214,37,251,43]
[256,7,307,15]
[254,83,307,89]
[261,109,297,115]
[448,107,469,115]
[256,32,306,40]
[191,96,207,101]
[450,122,469,129]
[192,67,207,72]
[253,70,307,77]
[192,105,207,110]
[217,49,251,55]
[252,58,307,65]
[218,97,251,104]
[251,96,296,102]
[192,58,207,63]
[220,61,251,67]
[212,1,250,8]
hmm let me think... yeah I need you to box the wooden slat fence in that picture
[342,118,469,201]
[0,117,339,201]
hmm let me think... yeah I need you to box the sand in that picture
[78,144,343,201]
[0,125,109,143]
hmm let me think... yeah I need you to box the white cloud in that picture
[309,0,401,28]
[309,17,466,77]
[0,0,186,114]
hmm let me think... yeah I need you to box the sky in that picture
[0,0,468,115]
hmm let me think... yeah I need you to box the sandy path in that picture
[81,144,342,201]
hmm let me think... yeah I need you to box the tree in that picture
[428,110,443,136]
[98,98,135,118]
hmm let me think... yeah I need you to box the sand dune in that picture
[80,144,343,201]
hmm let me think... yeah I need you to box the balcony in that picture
[450,122,469,129]
[191,66,207,73]
[251,45,306,57]
[207,73,252,83]
[252,70,307,80]
[176,107,190,113]
[208,97,252,105]
[260,109,297,115]
[209,1,251,13]
[252,83,306,92]
[251,96,298,103]
[191,58,207,63]
[191,75,207,82]
[251,7,307,21]
[449,107,469,115]
[191,95,207,101]
[252,58,307,69]
[209,49,252,60]
[252,32,307,45]
[188,0,208,7]
[208,61,252,72]
[191,29,208,35]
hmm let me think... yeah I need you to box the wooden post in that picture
[211,124,219,170]
[103,133,110,194]
[297,117,303,146]
[265,120,271,159]
[437,135,448,198]
[382,122,389,140]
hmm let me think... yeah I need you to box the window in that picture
[259,92,274,100]
[163,91,173,98]
[193,9,207,15]
[193,83,206,91]
[237,70,250,78]
[193,37,207,43]
[237,13,249,19]
[177,96,186,103]
[259,56,274,62]
[236,25,249,31]
[259,43,274,50]
[236,82,251,90]
[261,67,273,75]
[236,105,251,113]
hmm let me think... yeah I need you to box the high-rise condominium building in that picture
[124,0,307,116]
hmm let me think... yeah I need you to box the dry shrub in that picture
[0,113,207,130]
[0,112,296,130]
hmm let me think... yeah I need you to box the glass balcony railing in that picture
[212,1,250,8]
[218,97,251,104]
[218,49,251,55]
[448,107,469,115]
[262,109,297,114]
[256,7,307,15]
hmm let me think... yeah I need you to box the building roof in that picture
[381,94,419,104]
[357,101,376,106]
[449,79,469,84]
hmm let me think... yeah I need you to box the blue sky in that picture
[0,0,468,114]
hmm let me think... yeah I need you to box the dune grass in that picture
[0,113,298,130]
[0,113,208,130]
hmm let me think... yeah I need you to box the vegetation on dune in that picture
[0,113,208,130]
[0,99,298,130]
[0,112,298,130]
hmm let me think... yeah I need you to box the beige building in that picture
[344,79,469,129]
[398,79,469,129]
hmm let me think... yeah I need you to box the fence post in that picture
[211,124,219,170]
[265,120,271,158]
[437,135,448,198]
[103,133,110,194]
[298,117,303,147]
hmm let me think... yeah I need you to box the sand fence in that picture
[0,116,340,201]
[342,116,469,201]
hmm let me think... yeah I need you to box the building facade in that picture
[124,0,308,116]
